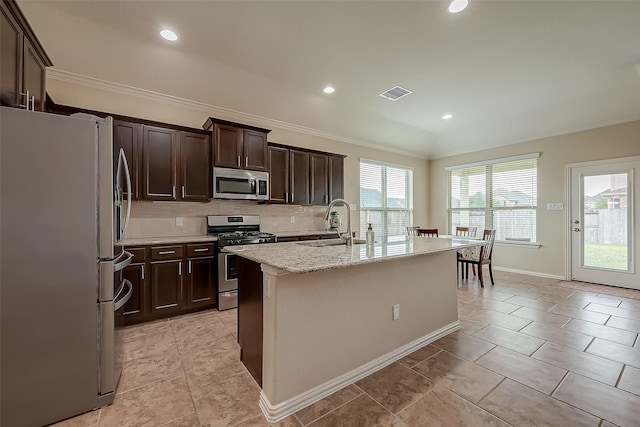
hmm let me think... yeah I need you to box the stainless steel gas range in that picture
[207,215,276,310]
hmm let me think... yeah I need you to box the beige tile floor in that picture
[52,270,640,427]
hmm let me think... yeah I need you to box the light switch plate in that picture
[176,217,184,226]
[547,203,564,211]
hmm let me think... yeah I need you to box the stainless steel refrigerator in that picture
[1,106,133,426]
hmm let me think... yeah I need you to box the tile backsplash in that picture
[124,200,332,238]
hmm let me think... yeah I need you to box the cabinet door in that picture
[113,120,141,199]
[0,4,22,108]
[150,259,182,314]
[213,124,242,169]
[289,150,310,205]
[329,155,344,201]
[179,131,210,201]
[268,146,289,203]
[186,257,216,308]
[22,38,45,111]
[310,154,329,205]
[142,125,177,200]
[123,262,147,324]
[243,129,268,171]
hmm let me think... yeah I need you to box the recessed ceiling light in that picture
[448,0,468,13]
[442,114,453,120]
[160,29,178,41]
[323,86,335,94]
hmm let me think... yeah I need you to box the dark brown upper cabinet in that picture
[204,117,271,172]
[268,146,290,204]
[113,120,142,200]
[329,155,344,201]
[268,143,345,205]
[142,125,178,201]
[0,0,51,111]
[179,131,210,201]
[290,149,310,205]
[310,153,329,205]
[142,125,210,202]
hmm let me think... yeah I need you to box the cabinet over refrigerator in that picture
[0,107,133,426]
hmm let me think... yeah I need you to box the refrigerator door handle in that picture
[117,148,132,239]
[114,279,133,311]
[114,251,133,273]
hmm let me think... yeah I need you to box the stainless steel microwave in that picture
[212,167,269,201]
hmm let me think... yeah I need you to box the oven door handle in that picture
[114,279,133,311]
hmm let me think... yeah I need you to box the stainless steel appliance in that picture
[212,167,269,201]
[207,215,276,310]
[0,107,133,426]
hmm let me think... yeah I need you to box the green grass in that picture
[584,243,628,270]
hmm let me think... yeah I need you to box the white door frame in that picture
[566,155,640,286]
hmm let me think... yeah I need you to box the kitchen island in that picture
[225,235,486,422]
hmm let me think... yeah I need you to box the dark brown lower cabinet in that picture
[123,242,217,325]
[186,256,216,308]
[238,257,264,386]
[150,259,183,315]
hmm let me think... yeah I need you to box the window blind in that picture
[447,154,538,243]
[360,160,413,237]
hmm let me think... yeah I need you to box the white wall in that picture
[429,120,640,278]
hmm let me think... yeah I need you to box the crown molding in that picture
[47,68,425,159]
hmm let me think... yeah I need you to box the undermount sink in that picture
[297,238,366,247]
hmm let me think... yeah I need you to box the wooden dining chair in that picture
[457,229,496,287]
[455,226,478,237]
[417,228,439,237]
[406,226,420,236]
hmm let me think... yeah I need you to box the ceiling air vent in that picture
[379,86,412,101]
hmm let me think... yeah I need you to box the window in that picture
[360,160,413,237]
[447,153,538,243]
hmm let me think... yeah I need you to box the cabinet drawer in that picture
[126,247,147,262]
[150,245,183,260]
[186,243,215,257]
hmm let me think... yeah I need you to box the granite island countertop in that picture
[223,235,487,274]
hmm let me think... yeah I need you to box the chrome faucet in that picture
[323,198,353,246]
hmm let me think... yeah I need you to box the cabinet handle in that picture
[188,260,192,274]
[194,248,208,252]
[181,185,185,198]
[30,95,35,111]
[285,193,289,203]
[158,250,175,255]
[141,264,145,280]
[245,157,248,168]
[178,262,182,276]
[172,186,176,198]
[19,90,30,109]
[237,156,241,167]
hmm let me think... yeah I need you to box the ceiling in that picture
[18,0,640,159]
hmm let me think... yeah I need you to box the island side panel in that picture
[237,257,264,387]
[261,250,458,405]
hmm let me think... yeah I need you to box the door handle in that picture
[574,228,581,232]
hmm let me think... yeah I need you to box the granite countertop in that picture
[223,235,487,274]
[269,230,341,238]
[123,235,217,246]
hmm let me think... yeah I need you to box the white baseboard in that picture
[493,266,566,280]
[258,320,460,423]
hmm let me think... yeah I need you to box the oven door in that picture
[218,252,238,292]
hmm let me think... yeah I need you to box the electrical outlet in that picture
[175,217,184,226]
[350,204,356,211]
[290,215,296,224]
[547,203,564,211]
[392,304,400,320]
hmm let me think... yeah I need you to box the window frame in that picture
[446,153,539,245]
[359,159,414,237]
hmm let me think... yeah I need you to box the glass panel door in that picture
[570,159,638,289]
